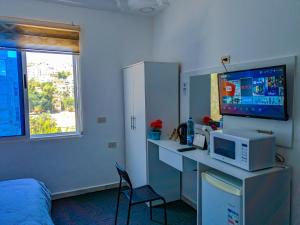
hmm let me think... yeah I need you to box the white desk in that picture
[147,139,291,225]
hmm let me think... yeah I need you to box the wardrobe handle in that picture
[133,116,136,130]
[130,116,133,130]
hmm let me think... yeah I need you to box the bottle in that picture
[187,117,194,146]
[219,117,223,129]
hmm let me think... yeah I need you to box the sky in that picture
[26,52,73,65]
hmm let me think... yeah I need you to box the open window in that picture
[0,17,82,140]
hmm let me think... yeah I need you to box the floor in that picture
[52,188,196,225]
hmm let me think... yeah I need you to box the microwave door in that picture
[214,137,236,160]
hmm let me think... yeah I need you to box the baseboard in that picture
[52,182,120,200]
[181,194,197,210]
[52,183,198,210]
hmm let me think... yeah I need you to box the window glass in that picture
[0,49,25,137]
[26,52,77,136]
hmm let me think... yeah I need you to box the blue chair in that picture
[114,163,167,225]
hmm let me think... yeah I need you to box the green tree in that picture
[62,97,75,112]
[57,71,71,79]
[28,79,58,113]
[41,82,57,112]
[30,113,62,135]
[28,79,42,113]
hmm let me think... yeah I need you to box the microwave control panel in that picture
[241,143,248,163]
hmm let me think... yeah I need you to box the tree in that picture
[41,82,57,112]
[62,97,75,112]
[30,113,62,135]
[28,79,58,113]
[57,71,71,79]
[28,79,42,113]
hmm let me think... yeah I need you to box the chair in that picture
[114,163,167,225]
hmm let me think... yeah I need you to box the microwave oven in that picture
[210,129,275,171]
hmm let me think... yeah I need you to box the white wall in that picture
[153,0,300,224]
[0,0,153,194]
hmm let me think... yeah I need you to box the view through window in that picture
[26,52,77,136]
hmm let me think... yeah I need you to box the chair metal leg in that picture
[149,201,153,220]
[114,180,122,225]
[162,198,167,225]
[126,190,133,225]
[126,203,132,225]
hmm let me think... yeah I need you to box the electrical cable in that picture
[221,60,228,72]
[275,152,285,164]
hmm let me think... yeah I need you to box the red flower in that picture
[150,119,163,130]
[202,116,212,125]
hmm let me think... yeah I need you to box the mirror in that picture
[189,73,221,124]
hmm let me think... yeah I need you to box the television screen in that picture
[218,65,288,120]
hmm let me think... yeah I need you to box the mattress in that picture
[0,178,54,225]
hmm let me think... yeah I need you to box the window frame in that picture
[0,49,83,142]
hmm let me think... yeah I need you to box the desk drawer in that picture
[159,147,183,171]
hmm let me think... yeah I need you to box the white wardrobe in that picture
[123,61,179,187]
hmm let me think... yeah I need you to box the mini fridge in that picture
[202,170,243,225]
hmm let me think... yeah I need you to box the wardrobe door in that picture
[123,67,134,178]
[131,63,147,187]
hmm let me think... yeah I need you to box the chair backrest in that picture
[115,162,133,189]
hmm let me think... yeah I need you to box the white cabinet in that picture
[123,62,179,187]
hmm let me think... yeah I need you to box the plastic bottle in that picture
[219,117,223,129]
[187,117,194,146]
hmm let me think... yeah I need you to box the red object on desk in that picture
[150,119,163,130]
[202,116,212,125]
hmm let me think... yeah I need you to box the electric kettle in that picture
[177,123,187,145]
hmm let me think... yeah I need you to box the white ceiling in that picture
[35,0,121,12]
[34,0,170,16]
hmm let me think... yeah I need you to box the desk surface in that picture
[148,139,288,180]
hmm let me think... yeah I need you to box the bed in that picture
[0,178,54,225]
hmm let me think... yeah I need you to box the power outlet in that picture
[221,55,231,64]
[108,142,117,149]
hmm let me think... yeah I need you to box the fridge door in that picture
[202,171,243,225]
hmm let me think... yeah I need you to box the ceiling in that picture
[34,0,170,16]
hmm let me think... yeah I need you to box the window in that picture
[0,17,81,140]
[26,52,80,137]
[0,49,81,139]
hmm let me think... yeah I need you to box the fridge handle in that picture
[202,173,242,196]
[133,116,136,130]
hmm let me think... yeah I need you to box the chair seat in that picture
[122,185,163,205]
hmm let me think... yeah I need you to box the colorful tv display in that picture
[218,65,288,120]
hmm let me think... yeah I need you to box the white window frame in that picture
[0,50,83,142]
[24,51,83,140]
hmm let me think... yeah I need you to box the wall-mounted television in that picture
[218,65,288,121]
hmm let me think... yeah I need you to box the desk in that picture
[147,139,291,225]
